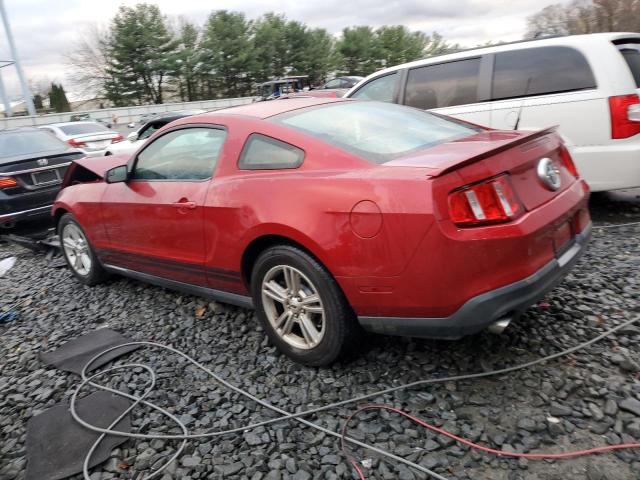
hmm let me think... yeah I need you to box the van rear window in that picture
[492,46,596,100]
[615,41,640,87]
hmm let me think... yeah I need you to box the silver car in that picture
[39,121,122,157]
[105,110,206,157]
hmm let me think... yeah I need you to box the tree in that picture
[337,27,456,76]
[424,32,459,57]
[526,4,571,38]
[64,3,460,104]
[32,94,43,111]
[526,0,640,38]
[169,20,203,101]
[49,83,70,112]
[200,10,255,97]
[106,4,177,105]
[252,13,289,81]
[294,28,336,84]
[376,26,428,67]
[250,13,335,85]
[336,26,380,76]
[65,24,113,99]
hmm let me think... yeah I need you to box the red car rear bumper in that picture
[358,222,591,339]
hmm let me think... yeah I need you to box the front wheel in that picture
[251,245,358,366]
[59,213,109,286]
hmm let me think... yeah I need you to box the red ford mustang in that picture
[53,98,591,365]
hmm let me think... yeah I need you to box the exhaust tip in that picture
[488,316,512,335]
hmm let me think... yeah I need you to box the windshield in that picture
[59,122,110,136]
[274,101,480,164]
[0,130,66,160]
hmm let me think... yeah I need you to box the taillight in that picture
[0,177,18,189]
[608,94,640,139]
[558,144,579,178]
[111,134,123,143]
[67,138,87,148]
[448,175,523,227]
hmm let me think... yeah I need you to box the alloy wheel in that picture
[261,265,326,350]
[62,223,92,276]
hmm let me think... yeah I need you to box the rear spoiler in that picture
[434,126,558,177]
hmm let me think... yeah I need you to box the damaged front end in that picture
[60,155,130,189]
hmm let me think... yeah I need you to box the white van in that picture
[345,33,640,192]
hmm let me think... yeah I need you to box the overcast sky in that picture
[0,0,567,100]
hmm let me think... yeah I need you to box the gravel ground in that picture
[1,193,639,480]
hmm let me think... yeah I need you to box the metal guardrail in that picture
[0,97,255,129]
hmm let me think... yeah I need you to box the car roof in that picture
[209,97,348,119]
[44,121,104,127]
[0,126,41,135]
[357,32,640,79]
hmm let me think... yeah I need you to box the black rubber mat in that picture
[25,391,132,480]
[39,328,140,375]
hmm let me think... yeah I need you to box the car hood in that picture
[73,154,129,178]
[384,128,557,176]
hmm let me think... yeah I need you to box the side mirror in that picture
[127,131,139,142]
[106,165,128,184]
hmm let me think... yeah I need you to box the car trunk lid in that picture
[385,128,576,211]
[0,150,84,195]
[71,133,117,150]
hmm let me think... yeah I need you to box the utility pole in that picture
[0,0,36,116]
[0,65,12,116]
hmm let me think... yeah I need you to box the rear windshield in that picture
[615,41,640,87]
[59,123,110,135]
[273,101,479,164]
[0,130,66,160]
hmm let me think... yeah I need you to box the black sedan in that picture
[0,128,83,229]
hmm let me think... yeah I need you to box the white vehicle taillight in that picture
[609,94,640,138]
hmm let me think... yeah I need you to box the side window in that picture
[616,43,640,87]
[138,121,164,140]
[132,127,226,181]
[405,58,481,110]
[239,134,304,170]
[350,72,398,103]
[492,46,596,100]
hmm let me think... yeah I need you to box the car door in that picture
[402,57,492,127]
[100,125,227,286]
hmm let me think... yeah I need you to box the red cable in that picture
[342,404,640,479]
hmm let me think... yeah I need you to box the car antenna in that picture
[514,76,533,130]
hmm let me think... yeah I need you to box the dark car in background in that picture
[0,128,83,229]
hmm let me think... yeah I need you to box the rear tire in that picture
[58,213,109,286]
[251,245,358,366]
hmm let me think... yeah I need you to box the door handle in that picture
[171,200,197,210]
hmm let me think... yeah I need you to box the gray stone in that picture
[619,398,640,417]
[549,404,573,416]
[181,456,201,467]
